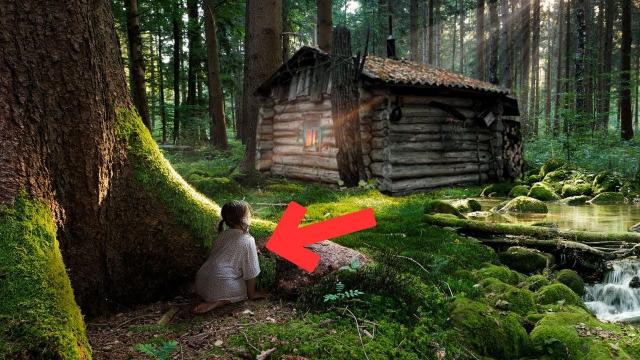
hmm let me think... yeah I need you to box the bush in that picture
[555,269,585,296]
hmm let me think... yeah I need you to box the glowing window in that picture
[303,120,321,151]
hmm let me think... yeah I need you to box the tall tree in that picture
[428,0,435,64]
[410,0,419,61]
[203,0,228,149]
[530,0,541,135]
[434,0,441,66]
[475,0,485,80]
[500,0,512,88]
[620,0,633,140]
[172,2,182,144]
[519,0,531,133]
[459,0,465,73]
[0,2,216,351]
[242,0,283,171]
[125,0,151,129]
[186,0,201,106]
[317,0,333,53]
[487,0,499,84]
[544,12,555,134]
[553,0,566,135]
[452,7,458,69]
[597,0,614,131]
[158,33,168,144]
[574,0,587,132]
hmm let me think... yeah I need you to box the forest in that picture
[2,0,640,359]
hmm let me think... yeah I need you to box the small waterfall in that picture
[584,260,640,322]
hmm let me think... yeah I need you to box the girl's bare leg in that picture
[191,300,230,315]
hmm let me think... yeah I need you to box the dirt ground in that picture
[87,297,300,359]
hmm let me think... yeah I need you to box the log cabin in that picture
[254,46,522,195]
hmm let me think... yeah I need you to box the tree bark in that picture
[574,0,587,132]
[459,0,465,73]
[158,34,168,144]
[203,0,228,149]
[317,0,333,53]
[331,27,366,186]
[519,0,531,133]
[125,0,151,130]
[434,0,441,67]
[475,0,485,80]
[597,0,615,132]
[242,0,283,172]
[500,0,512,88]
[531,0,541,135]
[428,0,435,64]
[620,0,633,140]
[544,16,555,134]
[186,0,201,106]
[172,4,182,144]
[1,0,216,323]
[410,0,419,61]
[487,0,499,84]
[553,0,565,135]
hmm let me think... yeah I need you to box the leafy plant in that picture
[323,281,365,303]
[134,339,178,360]
[338,256,362,273]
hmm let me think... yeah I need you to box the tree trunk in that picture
[500,0,512,88]
[620,0,633,140]
[563,0,573,134]
[242,0,283,172]
[530,0,541,136]
[428,0,435,64]
[410,0,419,61]
[378,0,389,56]
[487,0,499,84]
[331,27,366,187]
[475,0,485,80]
[597,0,614,132]
[544,17,555,134]
[203,0,228,149]
[317,0,333,53]
[125,0,151,129]
[1,1,220,356]
[452,10,458,70]
[553,0,566,135]
[434,0,441,67]
[186,0,201,106]
[574,0,587,132]
[173,4,182,144]
[235,82,244,140]
[459,0,465,73]
[519,0,531,134]
[158,34,168,144]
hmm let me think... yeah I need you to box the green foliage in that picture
[535,283,584,307]
[528,182,562,201]
[498,247,555,275]
[539,158,566,177]
[481,182,515,197]
[0,193,90,359]
[555,269,585,296]
[135,339,177,360]
[323,281,365,303]
[502,196,549,213]
[592,171,624,195]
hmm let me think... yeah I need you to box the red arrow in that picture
[265,201,377,273]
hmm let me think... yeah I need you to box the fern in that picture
[135,340,177,360]
[323,281,365,303]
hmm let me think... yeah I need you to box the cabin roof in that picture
[257,46,510,96]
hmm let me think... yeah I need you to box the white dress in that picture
[195,229,261,302]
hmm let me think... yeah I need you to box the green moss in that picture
[498,246,555,274]
[589,192,626,205]
[528,182,561,201]
[592,171,622,195]
[509,185,531,198]
[561,195,591,206]
[540,159,565,177]
[450,199,482,213]
[479,277,536,315]
[449,298,530,358]
[535,283,584,307]
[115,108,220,246]
[474,264,522,285]
[480,182,515,197]
[555,269,585,296]
[424,200,465,218]
[501,196,549,214]
[544,169,572,184]
[527,174,543,185]
[524,275,551,292]
[561,183,592,197]
[0,194,90,359]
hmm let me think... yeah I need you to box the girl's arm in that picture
[245,278,265,299]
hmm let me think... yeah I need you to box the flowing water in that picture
[475,198,640,233]
[584,260,640,323]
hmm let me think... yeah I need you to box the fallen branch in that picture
[340,307,370,360]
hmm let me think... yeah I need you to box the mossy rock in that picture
[531,221,558,229]
[490,200,510,212]
[588,192,626,205]
[449,298,530,358]
[481,183,515,197]
[509,185,531,198]
[501,196,549,214]
[528,182,561,201]
[474,264,522,285]
[424,200,465,218]
[534,283,584,307]
[467,211,510,223]
[451,199,482,213]
[539,159,565,177]
[555,269,585,296]
[526,174,543,185]
[0,194,90,359]
[544,169,572,184]
[561,183,592,198]
[524,274,551,292]
[498,246,555,274]
[561,195,591,206]
[479,277,536,315]
[592,171,622,195]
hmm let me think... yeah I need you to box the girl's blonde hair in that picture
[218,200,252,233]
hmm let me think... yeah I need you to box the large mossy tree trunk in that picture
[0,0,220,357]
[330,27,366,187]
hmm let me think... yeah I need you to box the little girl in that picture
[192,200,264,314]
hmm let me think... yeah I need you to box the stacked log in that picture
[502,117,523,180]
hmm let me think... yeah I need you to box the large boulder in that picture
[275,241,370,294]
[481,183,515,197]
[560,195,591,206]
[523,274,551,292]
[498,247,555,275]
[424,200,465,218]
[555,269,585,296]
[509,185,531,198]
[534,283,584,307]
[543,169,571,185]
[629,223,640,233]
[560,183,592,198]
[588,192,626,205]
[539,159,565,177]
[501,196,549,214]
[528,182,561,201]
[592,171,622,195]
[479,277,536,315]
[474,264,523,285]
